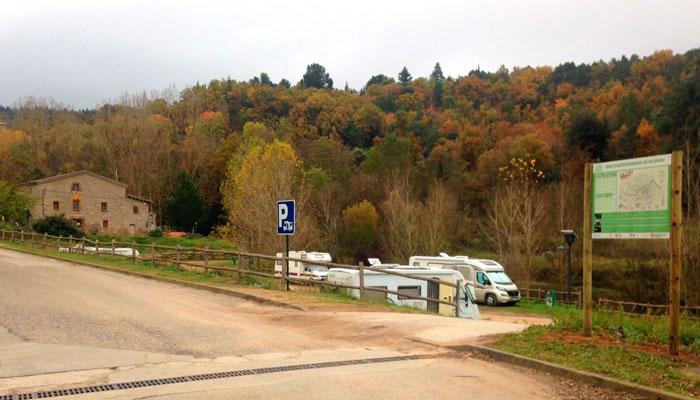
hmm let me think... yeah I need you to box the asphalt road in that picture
[0,249,636,399]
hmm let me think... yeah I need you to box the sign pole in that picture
[284,235,290,292]
[670,151,683,355]
[277,199,295,293]
[567,243,573,304]
[583,163,593,337]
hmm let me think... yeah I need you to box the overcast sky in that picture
[2,0,699,109]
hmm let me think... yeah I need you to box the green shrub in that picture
[149,228,164,238]
[32,215,84,238]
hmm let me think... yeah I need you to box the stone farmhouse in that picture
[23,171,155,235]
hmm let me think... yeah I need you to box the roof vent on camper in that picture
[439,252,449,258]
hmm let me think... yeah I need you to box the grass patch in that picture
[491,300,700,397]
[89,234,236,250]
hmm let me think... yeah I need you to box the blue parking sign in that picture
[277,200,295,235]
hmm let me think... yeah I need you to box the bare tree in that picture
[421,182,458,254]
[515,183,548,284]
[381,178,421,262]
[483,181,547,284]
[483,184,519,259]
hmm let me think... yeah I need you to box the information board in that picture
[592,154,672,239]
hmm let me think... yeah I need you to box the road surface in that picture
[0,248,636,399]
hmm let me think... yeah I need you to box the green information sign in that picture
[592,154,672,239]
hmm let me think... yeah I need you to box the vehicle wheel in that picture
[485,294,497,306]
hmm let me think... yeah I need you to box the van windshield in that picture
[486,271,513,285]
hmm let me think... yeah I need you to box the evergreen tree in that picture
[365,74,393,88]
[430,62,445,83]
[278,78,291,88]
[567,109,610,160]
[430,62,445,108]
[165,173,205,232]
[259,72,273,86]
[398,66,412,84]
[302,63,333,89]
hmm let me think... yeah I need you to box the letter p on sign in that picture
[277,200,295,235]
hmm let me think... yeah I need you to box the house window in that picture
[397,286,421,300]
[71,183,80,192]
[102,220,109,229]
[101,202,108,212]
[133,206,139,214]
[53,201,59,211]
[72,200,80,211]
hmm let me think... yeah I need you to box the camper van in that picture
[409,254,520,306]
[274,251,332,280]
[326,266,480,319]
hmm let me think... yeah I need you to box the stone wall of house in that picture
[23,173,152,235]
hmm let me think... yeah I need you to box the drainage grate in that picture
[2,354,431,399]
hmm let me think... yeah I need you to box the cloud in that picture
[1,0,699,108]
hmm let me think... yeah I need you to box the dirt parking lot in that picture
[0,248,638,399]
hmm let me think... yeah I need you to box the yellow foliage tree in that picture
[0,130,33,183]
[222,140,321,254]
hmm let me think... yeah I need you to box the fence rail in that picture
[0,229,463,317]
[519,287,582,306]
[597,298,700,320]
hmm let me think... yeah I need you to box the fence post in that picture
[80,237,85,254]
[176,244,181,269]
[10,230,14,242]
[57,235,62,251]
[111,239,116,256]
[68,235,73,253]
[578,290,582,307]
[151,242,156,266]
[43,233,47,249]
[131,241,136,262]
[454,279,461,318]
[204,246,209,275]
[20,230,25,243]
[359,261,365,300]
[236,252,242,282]
[1,229,4,241]
[95,239,100,257]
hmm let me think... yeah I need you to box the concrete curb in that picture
[449,343,694,400]
[0,244,305,312]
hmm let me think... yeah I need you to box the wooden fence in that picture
[0,229,464,317]
[519,287,582,306]
[597,298,700,320]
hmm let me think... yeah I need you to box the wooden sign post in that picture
[669,151,683,355]
[583,152,682,355]
[583,163,593,336]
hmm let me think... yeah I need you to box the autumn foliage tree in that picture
[340,200,380,261]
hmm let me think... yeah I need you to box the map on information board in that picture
[592,154,671,239]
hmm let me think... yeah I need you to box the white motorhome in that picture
[275,251,332,280]
[326,266,480,319]
[59,245,139,258]
[409,254,520,306]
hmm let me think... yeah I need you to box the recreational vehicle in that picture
[59,244,140,258]
[275,251,332,280]
[326,266,480,319]
[409,254,520,306]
